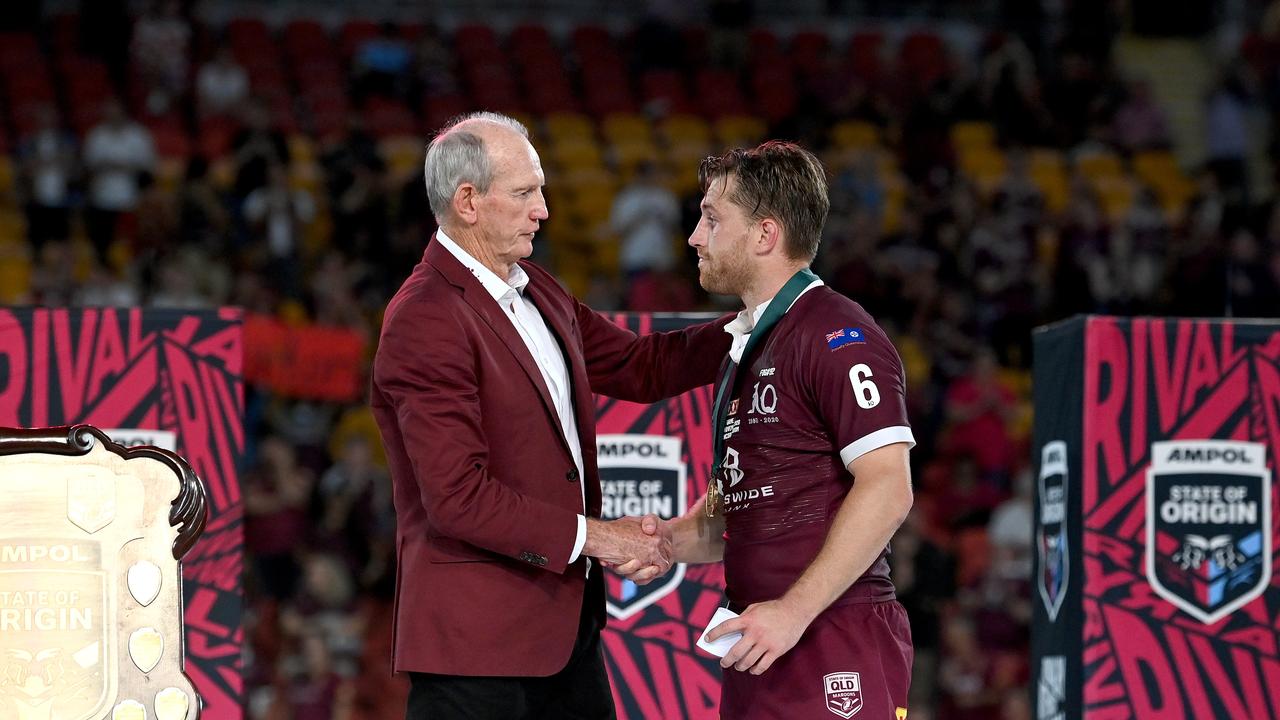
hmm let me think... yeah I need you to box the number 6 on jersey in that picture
[849,363,880,409]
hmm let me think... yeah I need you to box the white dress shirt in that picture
[435,230,590,564]
[724,277,825,363]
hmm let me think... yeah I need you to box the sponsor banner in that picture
[598,434,687,621]
[595,312,725,720]
[0,308,244,719]
[1035,317,1280,719]
[242,313,364,402]
[1031,317,1085,720]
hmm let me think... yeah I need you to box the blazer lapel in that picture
[425,239,561,432]
[524,275,602,513]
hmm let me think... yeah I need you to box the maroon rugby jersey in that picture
[716,284,915,608]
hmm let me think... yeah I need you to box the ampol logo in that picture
[597,435,686,620]
[1146,440,1271,624]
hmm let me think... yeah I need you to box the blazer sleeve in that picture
[373,298,580,573]
[573,297,734,403]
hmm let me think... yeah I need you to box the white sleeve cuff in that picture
[568,514,587,563]
[840,426,916,466]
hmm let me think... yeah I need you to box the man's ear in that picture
[452,184,480,225]
[756,217,782,256]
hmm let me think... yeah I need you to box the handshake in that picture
[583,514,673,585]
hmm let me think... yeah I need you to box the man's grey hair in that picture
[424,111,530,221]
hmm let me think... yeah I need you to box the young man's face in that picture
[689,175,756,297]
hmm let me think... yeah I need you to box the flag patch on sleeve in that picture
[825,327,866,350]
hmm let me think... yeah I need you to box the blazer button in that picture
[566,468,579,482]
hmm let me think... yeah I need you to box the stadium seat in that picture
[1074,150,1124,180]
[951,122,997,151]
[714,115,767,148]
[601,114,652,146]
[830,120,881,149]
[379,135,426,182]
[544,113,596,144]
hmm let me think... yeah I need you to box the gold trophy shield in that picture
[0,425,207,720]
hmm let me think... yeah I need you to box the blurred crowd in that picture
[3,1,1280,718]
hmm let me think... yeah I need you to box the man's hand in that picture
[584,514,672,580]
[606,514,673,584]
[704,598,813,675]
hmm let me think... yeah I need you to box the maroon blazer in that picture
[371,238,730,677]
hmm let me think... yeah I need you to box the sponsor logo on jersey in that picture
[727,399,739,416]
[825,327,866,351]
[1146,440,1270,624]
[597,434,687,620]
[723,417,741,440]
[1037,441,1068,622]
[748,382,778,418]
[1037,656,1065,720]
[823,672,862,718]
[759,367,776,376]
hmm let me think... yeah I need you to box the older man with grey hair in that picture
[370,112,731,719]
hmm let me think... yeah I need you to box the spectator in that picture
[16,105,77,251]
[130,0,191,114]
[353,23,412,100]
[944,349,1018,483]
[242,163,315,296]
[82,99,156,266]
[1113,78,1171,152]
[197,45,250,118]
[1205,63,1255,210]
[231,100,290,200]
[609,160,682,304]
[987,468,1033,582]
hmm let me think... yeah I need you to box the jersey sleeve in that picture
[804,319,915,467]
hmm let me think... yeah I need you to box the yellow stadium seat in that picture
[379,135,426,181]
[545,112,595,144]
[156,158,187,191]
[289,161,324,192]
[1092,176,1134,219]
[288,134,316,164]
[0,156,15,198]
[950,121,997,150]
[552,140,605,170]
[0,238,31,303]
[830,120,880,149]
[602,114,652,145]
[610,139,660,176]
[660,114,711,145]
[1075,150,1124,180]
[714,115,767,148]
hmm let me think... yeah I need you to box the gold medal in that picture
[705,475,721,517]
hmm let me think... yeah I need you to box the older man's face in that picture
[475,131,548,265]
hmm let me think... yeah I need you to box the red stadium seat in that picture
[422,94,469,134]
[340,19,380,59]
[198,115,239,159]
[696,69,749,119]
[640,70,693,114]
[146,116,191,159]
[283,20,331,61]
[848,31,885,83]
[791,30,829,75]
[455,24,501,63]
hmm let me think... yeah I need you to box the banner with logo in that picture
[0,307,245,720]
[1032,316,1280,719]
[595,312,726,719]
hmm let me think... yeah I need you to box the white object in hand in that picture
[697,606,743,658]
